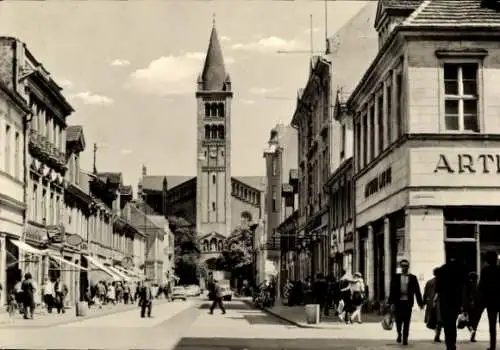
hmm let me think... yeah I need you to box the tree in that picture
[168,216,204,285]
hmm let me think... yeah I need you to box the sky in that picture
[0,0,368,191]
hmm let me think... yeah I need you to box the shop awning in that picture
[106,265,131,282]
[48,253,88,271]
[85,255,121,280]
[10,240,48,255]
[114,265,141,280]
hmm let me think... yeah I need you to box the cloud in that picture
[249,87,280,95]
[240,99,256,105]
[304,27,320,34]
[221,36,231,42]
[231,36,304,53]
[120,149,133,155]
[127,52,234,95]
[57,79,73,89]
[110,59,131,67]
[70,91,114,105]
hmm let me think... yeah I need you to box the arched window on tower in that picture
[218,240,224,252]
[205,103,211,117]
[211,104,218,117]
[203,240,209,252]
[211,125,218,139]
[210,238,217,252]
[217,103,225,117]
[205,125,211,139]
[218,125,225,139]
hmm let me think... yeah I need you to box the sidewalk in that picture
[0,299,170,328]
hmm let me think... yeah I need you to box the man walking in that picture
[209,279,226,315]
[435,246,467,350]
[389,259,424,346]
[21,273,36,320]
[138,281,153,318]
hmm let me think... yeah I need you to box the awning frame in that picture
[10,239,48,255]
[85,255,121,280]
[48,253,88,271]
[106,265,131,282]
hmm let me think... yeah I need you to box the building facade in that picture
[0,81,30,306]
[291,56,332,281]
[347,0,500,302]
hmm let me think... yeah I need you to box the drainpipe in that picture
[22,112,33,242]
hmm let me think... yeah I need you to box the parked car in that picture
[184,285,201,297]
[171,286,187,301]
[220,285,233,301]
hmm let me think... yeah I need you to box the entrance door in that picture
[479,225,500,269]
[445,241,477,275]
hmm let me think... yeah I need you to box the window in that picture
[395,73,403,136]
[212,174,216,184]
[272,158,278,176]
[340,124,346,159]
[272,185,278,212]
[369,105,375,161]
[211,104,218,117]
[377,94,384,153]
[217,103,225,117]
[443,63,479,132]
[14,132,20,178]
[362,114,368,166]
[49,192,54,225]
[205,103,211,117]
[355,122,361,170]
[32,183,38,221]
[386,83,392,143]
[41,188,47,222]
[4,124,10,173]
[212,202,216,211]
[75,155,80,184]
[205,125,211,139]
[211,125,217,139]
[217,125,224,139]
[55,195,60,224]
[221,150,224,157]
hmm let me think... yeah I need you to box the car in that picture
[184,285,201,297]
[171,286,187,301]
[220,285,233,301]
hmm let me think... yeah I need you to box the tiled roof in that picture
[403,0,500,27]
[98,172,122,185]
[141,175,194,191]
[200,25,228,91]
[233,176,266,191]
[381,0,422,10]
[66,125,83,143]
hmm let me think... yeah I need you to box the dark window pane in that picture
[462,64,477,80]
[445,80,458,95]
[446,223,476,239]
[445,99,459,115]
[464,99,477,115]
[445,116,459,130]
[444,64,459,80]
[463,79,477,95]
[464,114,479,132]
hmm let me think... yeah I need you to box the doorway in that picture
[444,241,477,275]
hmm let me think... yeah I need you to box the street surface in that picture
[0,298,494,349]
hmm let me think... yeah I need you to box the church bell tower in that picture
[196,20,232,238]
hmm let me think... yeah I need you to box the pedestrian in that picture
[21,273,36,320]
[463,271,479,342]
[338,270,353,324]
[423,268,441,342]
[349,272,366,324]
[123,282,131,304]
[313,273,328,316]
[41,277,55,313]
[209,279,226,315]
[138,281,153,318]
[434,246,467,350]
[474,250,500,350]
[388,259,424,346]
[54,277,67,314]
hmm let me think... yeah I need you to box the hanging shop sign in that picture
[434,153,500,174]
[25,225,46,243]
[65,233,83,247]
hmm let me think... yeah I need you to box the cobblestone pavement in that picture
[0,298,495,350]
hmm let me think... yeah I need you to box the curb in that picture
[241,299,311,328]
[0,299,171,329]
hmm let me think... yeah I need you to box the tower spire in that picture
[212,12,216,27]
[199,17,228,91]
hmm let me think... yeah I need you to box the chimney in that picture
[142,164,147,176]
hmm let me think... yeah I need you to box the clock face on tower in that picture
[209,148,217,158]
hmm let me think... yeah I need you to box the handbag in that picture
[426,307,438,330]
[381,312,394,331]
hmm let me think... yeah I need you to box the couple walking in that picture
[424,249,500,350]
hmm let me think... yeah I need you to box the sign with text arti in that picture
[434,153,500,174]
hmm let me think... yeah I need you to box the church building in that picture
[139,22,265,269]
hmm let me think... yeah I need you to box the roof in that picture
[66,125,86,151]
[403,0,500,27]
[233,176,266,191]
[120,185,133,196]
[200,24,229,91]
[148,215,169,229]
[98,172,122,185]
[141,175,194,192]
[375,0,423,28]
[134,201,161,216]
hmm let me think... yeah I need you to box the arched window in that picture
[205,103,211,117]
[244,189,248,198]
[217,103,225,117]
[203,240,209,252]
[218,240,224,251]
[218,125,225,139]
[211,104,218,117]
[205,125,211,139]
[210,238,217,251]
[212,174,216,184]
[211,125,217,139]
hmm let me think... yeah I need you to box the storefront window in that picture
[445,223,476,240]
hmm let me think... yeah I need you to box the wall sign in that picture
[434,153,500,174]
[364,167,392,198]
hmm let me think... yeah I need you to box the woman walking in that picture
[423,268,441,342]
[349,272,366,324]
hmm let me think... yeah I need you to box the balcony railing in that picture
[28,130,66,169]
